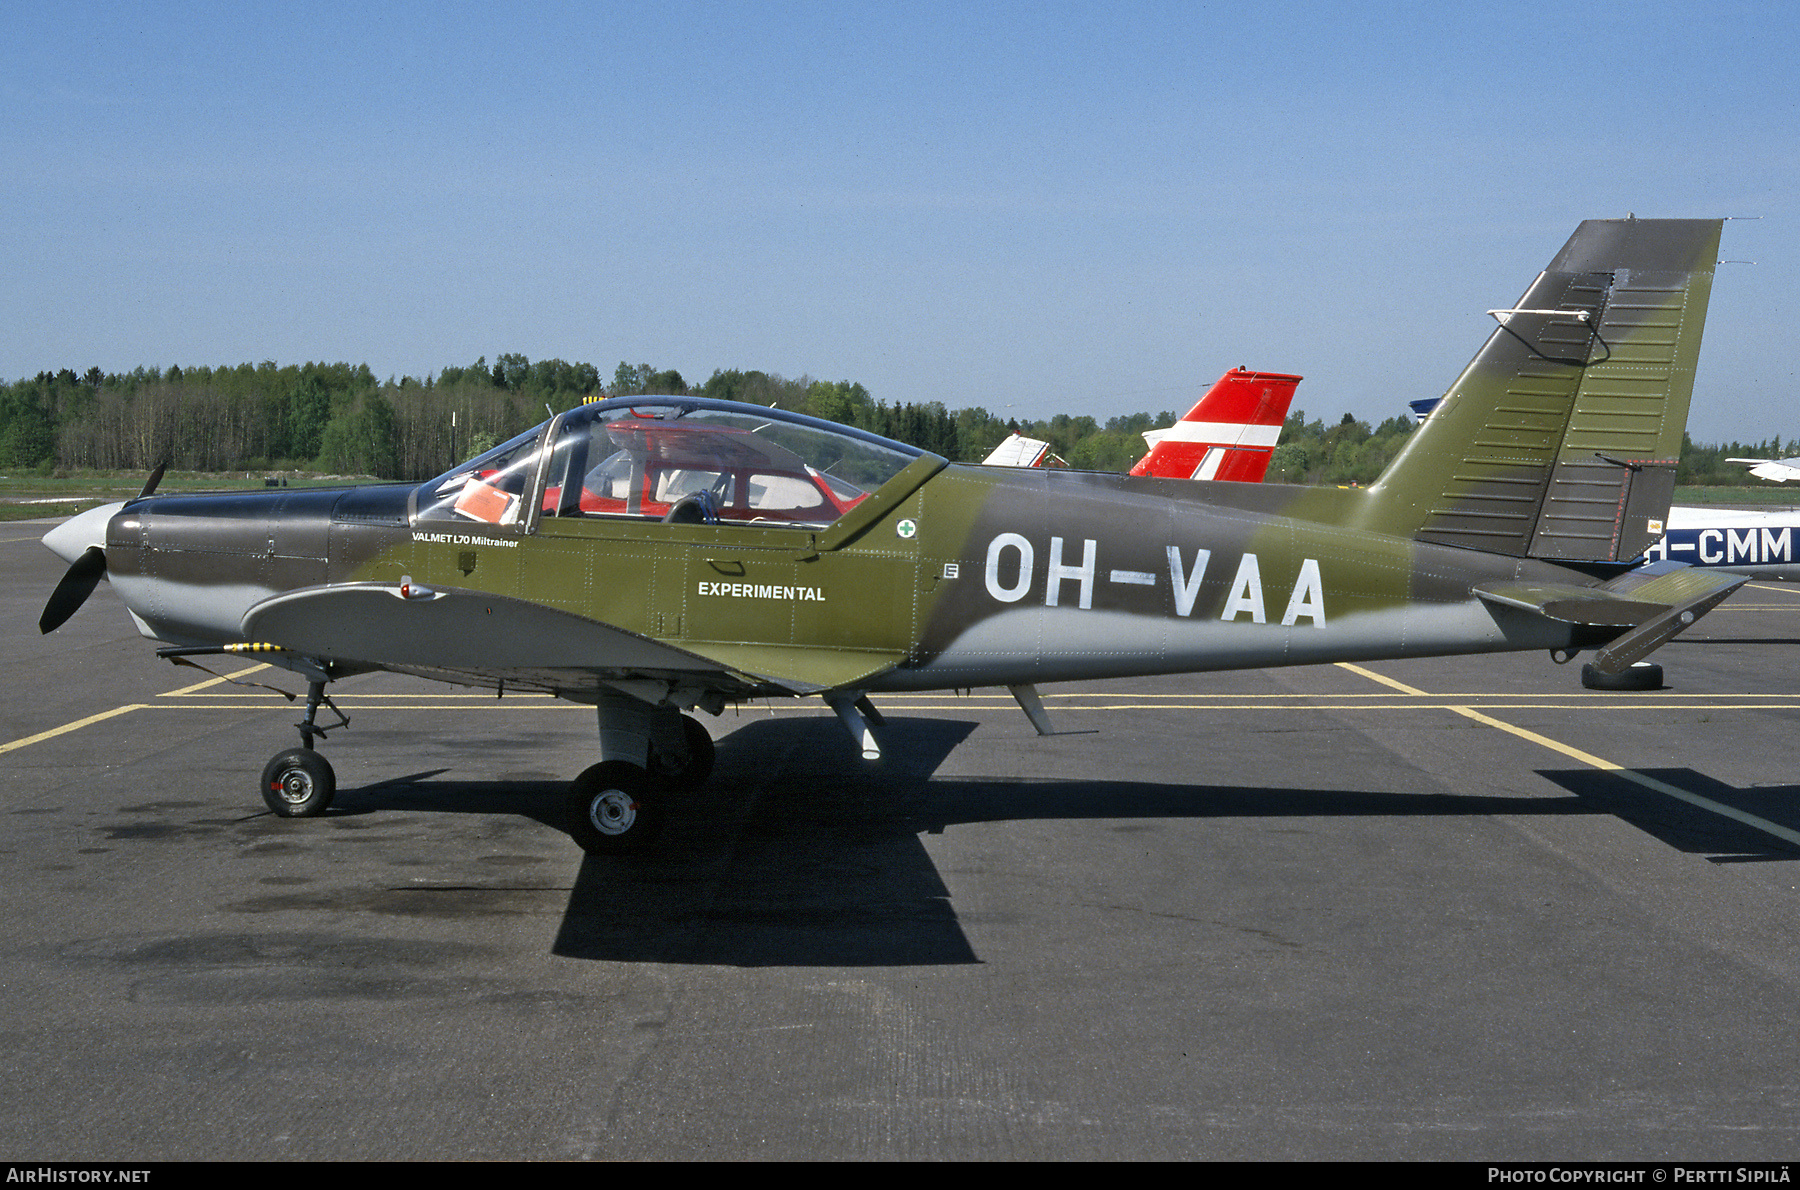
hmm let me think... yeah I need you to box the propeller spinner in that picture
[38,500,127,634]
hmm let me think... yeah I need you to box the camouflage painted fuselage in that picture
[97,461,1602,703]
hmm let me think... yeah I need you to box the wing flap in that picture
[678,642,907,693]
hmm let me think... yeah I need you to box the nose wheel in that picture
[260,748,337,817]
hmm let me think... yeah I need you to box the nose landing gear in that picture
[259,678,348,817]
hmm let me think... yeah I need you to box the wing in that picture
[1727,457,1800,483]
[240,583,906,699]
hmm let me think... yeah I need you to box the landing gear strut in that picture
[296,678,348,750]
[649,714,715,788]
[260,678,348,817]
[566,690,713,854]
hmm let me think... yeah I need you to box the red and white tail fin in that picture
[1128,368,1300,481]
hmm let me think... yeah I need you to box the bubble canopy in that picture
[414,397,926,530]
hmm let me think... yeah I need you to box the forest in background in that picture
[0,355,1785,488]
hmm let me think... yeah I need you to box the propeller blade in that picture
[138,461,167,500]
[39,545,107,634]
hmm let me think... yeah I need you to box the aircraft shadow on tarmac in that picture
[324,719,1797,967]
[1535,768,1800,865]
[549,717,1800,967]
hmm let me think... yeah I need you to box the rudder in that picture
[1360,217,1722,562]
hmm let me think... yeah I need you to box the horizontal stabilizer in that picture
[1587,567,1748,674]
[1471,582,1666,627]
[1475,562,1745,672]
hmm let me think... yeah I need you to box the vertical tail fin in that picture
[982,434,1059,467]
[1360,218,1722,562]
[1130,367,1301,481]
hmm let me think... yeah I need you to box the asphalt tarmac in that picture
[5,519,1800,1160]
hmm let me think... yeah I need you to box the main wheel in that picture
[648,715,716,789]
[1581,661,1664,691]
[260,748,336,817]
[567,761,664,854]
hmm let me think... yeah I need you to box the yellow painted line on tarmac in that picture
[143,701,597,712]
[162,661,273,696]
[1334,662,1428,695]
[6,657,1798,840]
[1008,701,1800,712]
[1,663,279,755]
[0,705,147,755]
[76,700,1800,716]
[170,687,1800,704]
[174,689,562,700]
[1337,663,1800,850]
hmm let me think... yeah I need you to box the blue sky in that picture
[3,0,1795,443]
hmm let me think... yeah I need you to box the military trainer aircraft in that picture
[40,217,1740,853]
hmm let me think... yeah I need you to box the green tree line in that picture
[0,358,1778,486]
[1266,411,1418,486]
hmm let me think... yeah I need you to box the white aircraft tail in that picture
[982,434,1058,468]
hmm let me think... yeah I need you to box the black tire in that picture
[567,761,663,854]
[1581,661,1663,691]
[260,748,336,817]
[649,715,715,789]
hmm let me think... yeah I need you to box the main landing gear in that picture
[260,679,348,817]
[565,690,715,855]
[251,677,714,852]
